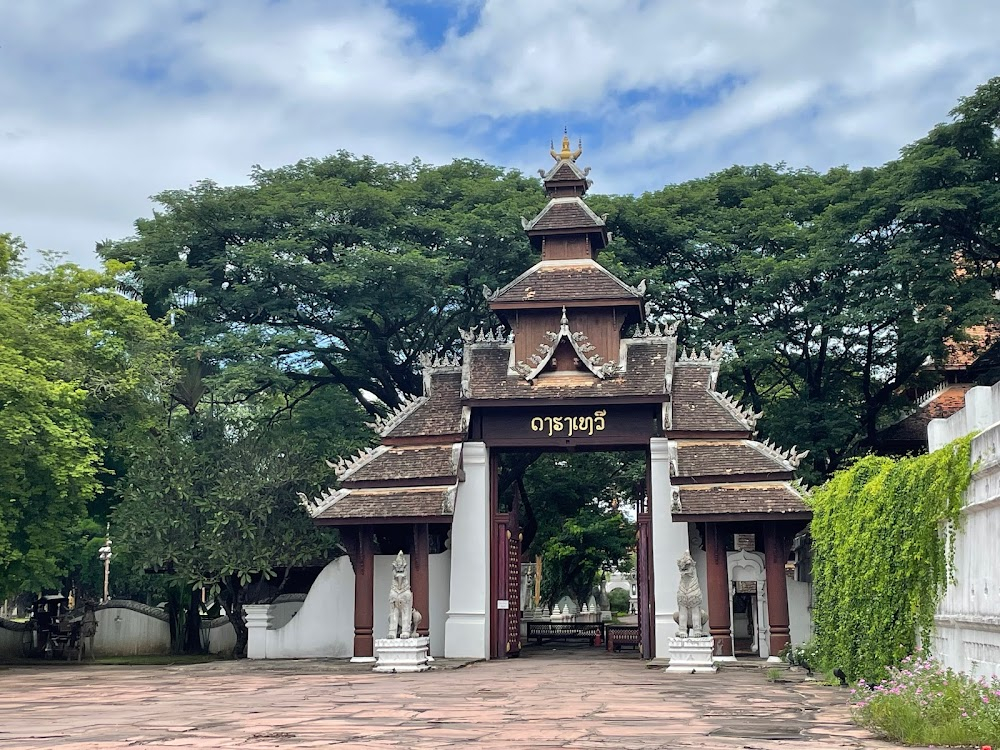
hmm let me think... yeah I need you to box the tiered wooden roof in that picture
[305,135,809,526]
[486,259,643,308]
[302,359,469,524]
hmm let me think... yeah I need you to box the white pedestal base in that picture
[665,636,717,674]
[373,637,430,673]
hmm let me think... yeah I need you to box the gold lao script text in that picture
[530,410,607,437]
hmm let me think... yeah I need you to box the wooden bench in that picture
[604,625,640,652]
[526,621,603,646]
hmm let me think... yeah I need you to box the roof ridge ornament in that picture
[418,351,462,370]
[297,486,350,519]
[325,444,388,482]
[710,389,762,431]
[366,393,428,437]
[550,128,583,162]
[750,438,810,470]
[630,319,678,340]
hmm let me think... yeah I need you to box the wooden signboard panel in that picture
[473,403,660,448]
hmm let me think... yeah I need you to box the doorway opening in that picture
[732,592,758,656]
[488,449,652,660]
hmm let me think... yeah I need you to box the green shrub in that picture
[781,640,820,671]
[810,435,973,682]
[608,587,630,614]
[853,652,1000,747]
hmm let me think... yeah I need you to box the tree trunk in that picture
[184,588,202,654]
[220,576,248,659]
[165,586,181,655]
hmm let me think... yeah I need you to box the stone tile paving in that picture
[0,650,919,749]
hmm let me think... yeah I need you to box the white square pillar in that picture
[650,437,688,652]
[244,604,273,659]
[444,442,490,659]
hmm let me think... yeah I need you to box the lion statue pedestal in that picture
[374,551,430,673]
[665,549,717,674]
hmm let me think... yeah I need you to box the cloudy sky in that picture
[2,0,999,268]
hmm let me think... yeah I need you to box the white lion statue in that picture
[673,549,708,637]
[387,551,422,639]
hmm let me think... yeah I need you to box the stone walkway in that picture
[0,650,908,749]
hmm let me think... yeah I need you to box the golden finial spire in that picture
[550,128,583,162]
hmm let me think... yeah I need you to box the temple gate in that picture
[300,135,812,661]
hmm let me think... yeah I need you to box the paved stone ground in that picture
[0,649,909,750]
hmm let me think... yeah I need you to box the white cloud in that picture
[1,0,999,266]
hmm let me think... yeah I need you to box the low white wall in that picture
[262,556,356,658]
[0,619,29,658]
[92,602,171,656]
[252,550,452,659]
[204,616,235,655]
[787,579,812,646]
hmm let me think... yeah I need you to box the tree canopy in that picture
[113,412,339,657]
[7,74,1000,619]
[0,234,176,597]
[99,78,1000,485]
[102,156,545,413]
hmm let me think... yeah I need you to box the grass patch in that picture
[852,652,1000,747]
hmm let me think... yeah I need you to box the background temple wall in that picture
[928,386,1000,678]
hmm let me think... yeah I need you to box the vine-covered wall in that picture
[809,436,973,682]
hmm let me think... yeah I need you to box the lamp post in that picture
[98,534,113,603]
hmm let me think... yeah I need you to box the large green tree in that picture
[604,160,989,479]
[0,234,176,597]
[113,413,338,657]
[102,155,545,412]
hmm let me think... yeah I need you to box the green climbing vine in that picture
[809,435,974,683]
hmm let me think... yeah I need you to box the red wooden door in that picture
[636,452,655,658]
[490,456,522,658]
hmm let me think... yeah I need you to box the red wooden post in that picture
[411,523,430,638]
[705,522,733,657]
[763,524,791,656]
[351,525,375,659]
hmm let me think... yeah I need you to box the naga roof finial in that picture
[550,128,583,162]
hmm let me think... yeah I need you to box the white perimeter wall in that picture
[91,605,171,656]
[929,390,1000,678]
[252,551,452,659]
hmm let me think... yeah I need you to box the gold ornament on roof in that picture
[550,129,583,162]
